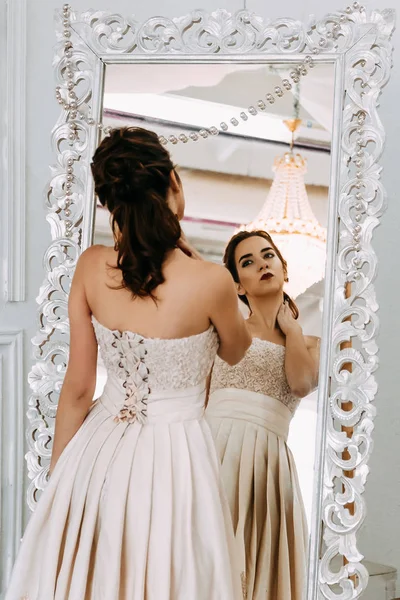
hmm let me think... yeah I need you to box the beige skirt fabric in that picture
[206,388,308,600]
[6,383,242,600]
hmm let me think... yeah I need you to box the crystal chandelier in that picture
[240,119,327,299]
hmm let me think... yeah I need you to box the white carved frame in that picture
[26,6,395,600]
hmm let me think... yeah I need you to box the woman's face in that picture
[234,235,286,300]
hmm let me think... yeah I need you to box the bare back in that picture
[85,245,231,339]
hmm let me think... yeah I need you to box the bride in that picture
[206,229,320,600]
[6,127,251,600]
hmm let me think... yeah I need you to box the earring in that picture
[284,277,289,282]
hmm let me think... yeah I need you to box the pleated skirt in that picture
[207,389,308,600]
[6,392,242,600]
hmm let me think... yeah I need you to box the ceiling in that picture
[104,62,335,147]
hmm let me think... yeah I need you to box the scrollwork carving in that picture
[318,8,394,600]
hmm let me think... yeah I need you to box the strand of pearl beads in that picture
[57,1,366,240]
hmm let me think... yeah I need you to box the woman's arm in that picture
[49,250,98,475]
[208,265,252,365]
[277,302,320,398]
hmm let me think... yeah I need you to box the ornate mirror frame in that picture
[26,5,395,599]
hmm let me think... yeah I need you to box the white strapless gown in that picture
[206,340,308,600]
[6,317,241,600]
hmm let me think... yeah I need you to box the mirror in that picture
[19,7,394,600]
[90,62,334,598]
[94,62,334,539]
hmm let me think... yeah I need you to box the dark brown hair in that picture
[223,229,299,320]
[91,127,181,298]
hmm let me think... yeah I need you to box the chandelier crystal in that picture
[240,119,327,299]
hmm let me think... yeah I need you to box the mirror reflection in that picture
[92,62,334,598]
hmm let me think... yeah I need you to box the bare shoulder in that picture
[77,244,114,271]
[195,261,233,289]
[177,258,235,306]
[72,246,115,288]
[305,335,321,350]
[79,244,109,264]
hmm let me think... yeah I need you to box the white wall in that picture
[0,0,399,593]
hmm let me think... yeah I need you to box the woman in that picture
[6,127,251,600]
[206,230,320,600]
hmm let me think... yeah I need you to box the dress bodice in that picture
[210,337,299,413]
[92,316,218,425]
[93,316,218,391]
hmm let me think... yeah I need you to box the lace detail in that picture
[92,317,218,393]
[210,338,300,413]
[110,333,149,424]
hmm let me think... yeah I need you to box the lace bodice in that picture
[92,317,218,425]
[210,338,299,413]
[92,317,218,392]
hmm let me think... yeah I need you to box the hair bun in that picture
[91,125,172,212]
[102,159,150,206]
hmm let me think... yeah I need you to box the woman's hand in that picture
[277,301,302,336]
[177,232,204,260]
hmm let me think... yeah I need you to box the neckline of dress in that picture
[251,336,286,349]
[91,315,214,343]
